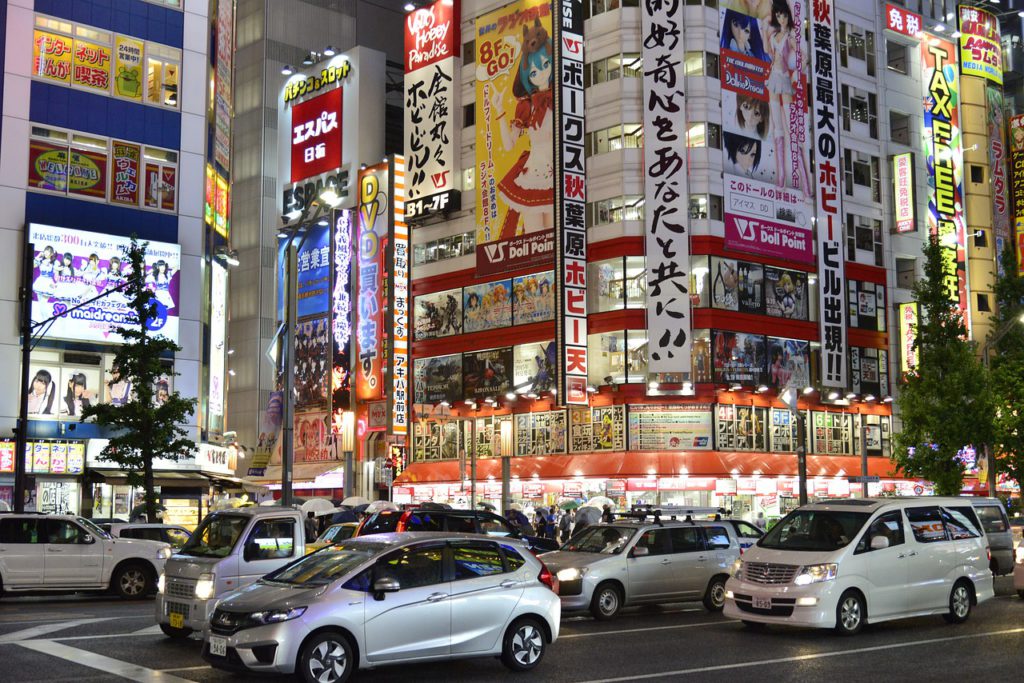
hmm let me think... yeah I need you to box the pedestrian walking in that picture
[304,511,318,541]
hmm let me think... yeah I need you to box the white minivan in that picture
[724,498,994,635]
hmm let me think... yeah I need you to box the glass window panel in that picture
[588,330,628,385]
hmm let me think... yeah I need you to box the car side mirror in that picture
[631,546,649,558]
[870,535,890,551]
[243,542,258,562]
[373,577,400,601]
[82,533,94,544]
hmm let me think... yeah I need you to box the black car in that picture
[356,507,559,553]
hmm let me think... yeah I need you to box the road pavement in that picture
[0,577,1021,682]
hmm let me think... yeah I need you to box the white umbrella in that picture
[0,500,10,512]
[581,495,615,510]
[364,500,399,514]
[301,498,336,516]
[341,495,371,507]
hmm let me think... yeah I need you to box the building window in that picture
[463,103,474,127]
[839,21,876,76]
[841,86,878,138]
[683,51,719,78]
[846,214,884,267]
[974,229,987,248]
[413,231,476,266]
[844,149,881,203]
[589,0,639,17]
[586,52,642,87]
[686,122,721,149]
[890,111,911,146]
[969,164,984,185]
[886,40,908,74]
[464,40,475,64]
[977,293,991,313]
[587,195,644,227]
[146,44,180,107]
[687,194,723,221]
[588,330,648,385]
[587,256,645,313]
[896,257,916,289]
[585,124,643,157]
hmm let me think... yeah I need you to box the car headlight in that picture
[195,573,216,600]
[556,567,589,582]
[157,573,165,594]
[730,559,743,579]
[793,564,838,586]
[157,547,172,560]
[250,607,306,625]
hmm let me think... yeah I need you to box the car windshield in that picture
[264,543,385,586]
[77,517,112,540]
[179,514,248,557]
[560,526,635,554]
[759,510,870,551]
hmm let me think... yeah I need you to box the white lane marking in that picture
[131,625,165,636]
[0,618,117,644]
[574,626,1024,682]
[561,621,722,639]
[17,639,193,682]
[0,615,151,626]
[157,666,212,673]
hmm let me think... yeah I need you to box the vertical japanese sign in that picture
[214,0,234,171]
[295,221,331,318]
[404,0,461,221]
[110,141,141,207]
[33,31,72,84]
[958,5,1002,86]
[114,35,144,101]
[642,0,691,375]
[922,38,968,322]
[474,1,555,277]
[811,0,847,389]
[987,87,1010,270]
[892,152,915,233]
[718,1,814,264]
[332,209,353,433]
[390,156,410,435]
[898,302,919,373]
[553,1,587,406]
[209,260,228,427]
[1010,115,1024,227]
[290,88,342,184]
[356,163,389,401]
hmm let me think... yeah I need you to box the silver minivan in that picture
[970,498,1013,575]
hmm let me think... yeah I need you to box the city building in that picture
[393,0,1021,518]
[0,0,236,523]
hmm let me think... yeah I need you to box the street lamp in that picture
[500,420,513,514]
[979,312,1024,497]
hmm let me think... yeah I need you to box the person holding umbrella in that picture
[558,508,574,543]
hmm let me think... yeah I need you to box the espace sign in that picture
[724,213,813,264]
[278,48,386,216]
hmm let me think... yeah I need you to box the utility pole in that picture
[796,411,808,506]
[14,243,34,513]
[281,240,298,507]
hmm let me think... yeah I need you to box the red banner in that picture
[28,139,69,192]
[290,87,343,183]
[111,141,141,206]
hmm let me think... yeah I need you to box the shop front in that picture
[0,438,88,513]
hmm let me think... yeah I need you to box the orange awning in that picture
[394,451,903,485]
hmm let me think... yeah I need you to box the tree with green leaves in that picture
[893,235,993,495]
[989,244,1024,502]
[80,238,196,523]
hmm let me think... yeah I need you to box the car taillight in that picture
[537,561,556,592]
[987,547,991,563]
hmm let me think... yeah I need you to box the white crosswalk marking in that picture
[0,618,116,644]
[17,639,193,682]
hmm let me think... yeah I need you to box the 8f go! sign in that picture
[478,37,516,78]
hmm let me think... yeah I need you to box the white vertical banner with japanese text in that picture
[810,0,847,388]
[554,1,588,406]
[642,0,691,375]
[403,0,461,221]
[390,156,410,437]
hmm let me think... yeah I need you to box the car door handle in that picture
[898,553,906,559]
[660,559,671,565]
[46,548,65,553]
[697,556,708,562]
[426,592,448,602]
[908,551,918,557]
[500,580,518,588]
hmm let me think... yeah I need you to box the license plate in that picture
[753,596,772,610]
[169,613,184,629]
[209,636,227,657]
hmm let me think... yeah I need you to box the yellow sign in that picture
[898,302,919,373]
[72,39,112,91]
[114,35,144,100]
[33,30,73,84]
[958,6,1002,86]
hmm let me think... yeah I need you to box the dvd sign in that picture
[724,214,813,264]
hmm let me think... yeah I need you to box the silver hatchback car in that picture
[541,519,741,619]
[202,532,560,682]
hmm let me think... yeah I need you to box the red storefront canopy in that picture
[394,451,903,485]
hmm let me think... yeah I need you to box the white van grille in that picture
[166,577,196,599]
[744,562,798,584]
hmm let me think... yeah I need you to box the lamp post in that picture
[340,410,355,498]
[781,387,808,506]
[979,312,1024,499]
[500,419,513,514]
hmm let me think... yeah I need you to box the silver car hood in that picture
[539,550,612,572]
[163,554,223,579]
[217,580,322,613]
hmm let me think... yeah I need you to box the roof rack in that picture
[621,504,727,526]
[0,511,46,515]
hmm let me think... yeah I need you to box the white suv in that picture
[724,498,994,635]
[0,513,171,598]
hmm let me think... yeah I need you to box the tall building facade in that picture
[0,0,237,522]
[394,0,1017,515]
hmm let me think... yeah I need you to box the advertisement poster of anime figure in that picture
[513,340,556,395]
[464,279,512,333]
[986,86,1010,270]
[512,270,554,324]
[294,317,329,409]
[713,330,766,385]
[462,347,513,399]
[712,257,763,314]
[414,354,462,405]
[294,411,332,463]
[766,337,810,390]
[474,1,554,276]
[414,288,462,340]
[764,266,807,319]
[28,224,180,344]
[719,1,812,258]
[691,332,713,383]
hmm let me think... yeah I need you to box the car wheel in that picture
[943,580,972,624]
[589,582,623,620]
[111,563,152,599]
[299,631,354,683]
[501,618,546,672]
[703,575,728,612]
[159,623,193,639]
[834,590,865,636]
